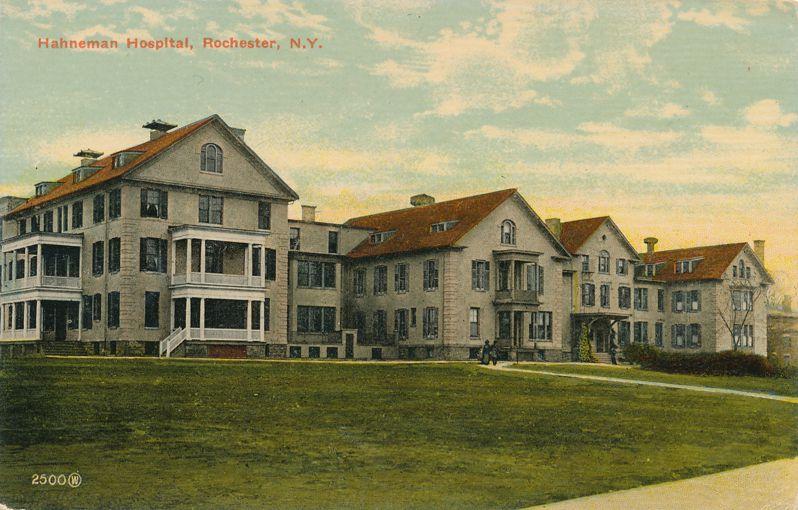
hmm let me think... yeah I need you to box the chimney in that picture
[74,149,104,166]
[545,218,562,239]
[301,205,316,223]
[143,119,177,140]
[753,240,765,266]
[644,237,658,255]
[229,127,246,141]
[410,194,435,207]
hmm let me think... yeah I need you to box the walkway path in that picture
[525,457,798,510]
[482,363,798,403]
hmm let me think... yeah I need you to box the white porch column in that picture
[259,299,265,341]
[260,244,266,287]
[199,298,205,340]
[77,298,83,341]
[35,300,41,340]
[171,241,177,277]
[186,239,192,278]
[246,300,252,341]
[200,239,206,283]
[23,301,29,335]
[185,298,192,341]
[170,299,175,331]
[10,303,15,331]
[0,303,5,337]
[245,243,252,286]
[24,247,30,282]
[36,244,42,286]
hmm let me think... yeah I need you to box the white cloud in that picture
[677,8,750,32]
[743,99,797,128]
[230,0,330,32]
[2,0,86,21]
[701,90,720,105]
[625,102,691,119]
[126,5,195,30]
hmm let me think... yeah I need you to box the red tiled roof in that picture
[559,216,609,254]
[9,116,216,216]
[640,242,751,282]
[344,188,517,259]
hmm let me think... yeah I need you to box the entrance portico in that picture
[572,312,629,356]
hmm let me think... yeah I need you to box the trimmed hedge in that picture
[621,344,796,379]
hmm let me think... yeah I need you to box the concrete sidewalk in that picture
[483,363,798,404]
[527,457,798,510]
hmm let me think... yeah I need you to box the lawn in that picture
[0,358,795,510]
[511,363,798,397]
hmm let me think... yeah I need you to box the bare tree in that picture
[716,270,765,351]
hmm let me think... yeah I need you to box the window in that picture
[93,194,105,223]
[289,227,301,250]
[369,231,394,244]
[423,259,439,291]
[618,321,630,347]
[675,259,698,274]
[200,143,223,173]
[410,308,416,327]
[423,307,439,339]
[297,306,336,333]
[581,283,595,307]
[373,310,387,340]
[145,292,160,328]
[498,311,511,340]
[618,286,631,309]
[28,301,37,330]
[688,324,701,348]
[108,237,121,273]
[30,215,40,233]
[672,324,685,348]
[394,263,409,293]
[472,260,490,291]
[354,269,366,297]
[140,238,167,273]
[373,265,387,295]
[109,189,121,219]
[469,308,480,338]
[140,189,168,219]
[328,231,338,254]
[655,322,664,347]
[600,284,610,308]
[634,288,648,311]
[532,264,545,294]
[93,293,101,321]
[430,220,458,232]
[198,195,223,224]
[598,251,610,273]
[204,241,224,273]
[581,255,590,272]
[66,302,78,330]
[92,241,104,276]
[353,311,366,337]
[16,259,25,280]
[252,246,261,277]
[657,289,665,312]
[57,205,69,232]
[297,260,336,289]
[107,292,120,328]
[634,321,648,344]
[263,299,270,331]
[28,256,37,277]
[734,324,754,348]
[395,309,409,340]
[672,291,685,312]
[732,289,753,311]
[371,348,383,360]
[616,258,627,275]
[265,249,276,280]
[43,210,54,232]
[497,261,510,291]
[305,346,319,359]
[290,346,301,358]
[258,201,271,230]
[644,264,656,277]
[327,347,338,358]
[17,219,26,236]
[529,311,553,340]
[688,290,701,312]
[500,220,516,245]
[72,201,83,229]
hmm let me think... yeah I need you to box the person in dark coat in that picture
[489,341,498,365]
[609,337,618,365]
[481,340,491,365]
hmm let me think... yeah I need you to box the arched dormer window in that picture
[598,250,610,273]
[201,143,223,173]
[500,220,516,245]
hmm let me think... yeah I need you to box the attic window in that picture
[35,184,47,197]
[370,231,395,245]
[430,220,458,233]
[644,264,656,277]
[675,258,702,274]
[113,151,142,168]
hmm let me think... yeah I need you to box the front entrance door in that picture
[345,333,354,359]
[513,311,524,347]
[55,302,67,341]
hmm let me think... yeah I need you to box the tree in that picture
[716,268,765,351]
[577,324,597,363]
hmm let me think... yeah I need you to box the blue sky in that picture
[0,0,796,298]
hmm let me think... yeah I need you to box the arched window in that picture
[500,220,516,245]
[200,143,223,173]
[598,250,610,273]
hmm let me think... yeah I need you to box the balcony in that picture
[494,288,539,304]
[2,239,82,298]
[172,272,264,288]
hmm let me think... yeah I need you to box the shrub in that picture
[622,343,659,365]
[577,324,597,363]
[630,347,788,378]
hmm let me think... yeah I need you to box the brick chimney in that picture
[410,194,435,207]
[753,240,765,266]
[545,218,562,239]
[301,205,316,223]
[143,119,177,140]
[644,237,658,255]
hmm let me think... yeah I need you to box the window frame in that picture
[200,143,223,174]
[500,219,516,245]
[144,291,160,329]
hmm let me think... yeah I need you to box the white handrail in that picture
[159,327,186,358]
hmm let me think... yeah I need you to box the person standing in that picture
[489,341,498,365]
[609,339,618,365]
[481,340,491,365]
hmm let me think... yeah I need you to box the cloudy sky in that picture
[0,0,796,299]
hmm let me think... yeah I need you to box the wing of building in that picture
[0,116,773,361]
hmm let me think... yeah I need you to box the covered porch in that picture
[1,297,83,341]
[572,312,629,356]
[1,233,82,292]
[170,296,269,343]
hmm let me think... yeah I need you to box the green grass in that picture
[0,358,796,510]
[512,363,798,397]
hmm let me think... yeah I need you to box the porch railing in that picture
[188,328,260,342]
[171,272,264,288]
[159,327,186,358]
[0,329,39,341]
[495,289,539,303]
[41,276,81,288]
[1,275,80,291]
